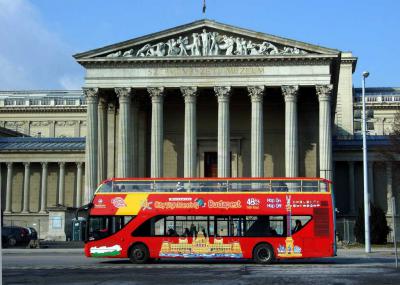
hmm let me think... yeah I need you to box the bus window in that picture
[216,217,229,237]
[269,216,285,236]
[244,216,286,237]
[97,181,112,193]
[154,217,165,236]
[291,216,312,234]
[88,216,135,241]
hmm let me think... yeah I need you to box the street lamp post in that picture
[362,71,371,253]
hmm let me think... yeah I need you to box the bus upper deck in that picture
[95,178,331,194]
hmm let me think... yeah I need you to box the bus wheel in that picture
[253,243,274,264]
[129,243,149,264]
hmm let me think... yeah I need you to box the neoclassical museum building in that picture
[0,20,399,241]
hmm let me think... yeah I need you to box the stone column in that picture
[76,162,83,207]
[282,85,299,177]
[107,102,116,178]
[97,97,107,182]
[348,161,356,215]
[148,87,165,178]
[248,86,265,177]
[386,162,393,214]
[4,162,13,213]
[368,161,374,203]
[58,162,66,206]
[39,162,48,213]
[131,98,139,177]
[115,87,133,178]
[83,88,98,203]
[181,86,198,178]
[21,162,30,213]
[316,85,333,181]
[214,86,231,177]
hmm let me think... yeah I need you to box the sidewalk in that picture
[2,248,83,254]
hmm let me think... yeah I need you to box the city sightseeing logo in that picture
[111,197,127,208]
[154,197,205,210]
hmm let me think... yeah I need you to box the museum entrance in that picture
[204,152,218,177]
[204,152,233,177]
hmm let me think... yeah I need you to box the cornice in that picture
[0,106,87,113]
[0,149,85,153]
[78,54,338,68]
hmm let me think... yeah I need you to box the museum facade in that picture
[1,20,399,241]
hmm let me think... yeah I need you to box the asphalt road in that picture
[3,249,400,285]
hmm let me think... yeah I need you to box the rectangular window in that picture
[4,99,14,106]
[41,98,51,105]
[65,99,75,105]
[55,98,64,105]
[354,120,361,132]
[30,99,41,105]
[16,99,25,105]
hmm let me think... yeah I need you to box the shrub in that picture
[354,203,391,244]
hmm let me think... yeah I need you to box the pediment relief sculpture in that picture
[104,29,308,58]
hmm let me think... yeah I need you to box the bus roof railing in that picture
[95,178,331,194]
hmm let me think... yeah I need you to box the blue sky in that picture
[0,0,399,89]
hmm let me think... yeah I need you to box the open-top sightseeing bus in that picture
[79,178,335,264]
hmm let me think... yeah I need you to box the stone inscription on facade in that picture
[105,29,308,58]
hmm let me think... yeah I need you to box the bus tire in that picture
[253,243,275,264]
[129,243,150,264]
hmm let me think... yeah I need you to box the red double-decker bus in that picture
[80,178,335,264]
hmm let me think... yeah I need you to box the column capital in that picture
[180,86,198,103]
[281,85,299,102]
[248,86,265,102]
[23,162,30,168]
[6,162,13,169]
[316,84,333,101]
[83,88,99,104]
[76,162,83,168]
[58,162,66,167]
[214,86,231,101]
[148,87,165,102]
[41,162,48,168]
[115,87,132,103]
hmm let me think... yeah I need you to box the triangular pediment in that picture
[74,19,339,61]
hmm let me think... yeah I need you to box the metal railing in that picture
[95,178,331,194]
